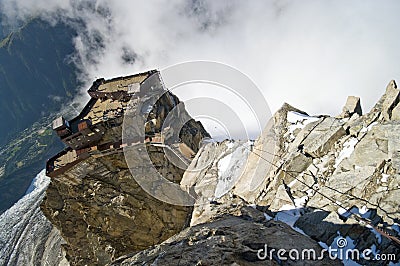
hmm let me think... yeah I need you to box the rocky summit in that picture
[37,75,400,266]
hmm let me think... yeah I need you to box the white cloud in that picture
[1,0,400,137]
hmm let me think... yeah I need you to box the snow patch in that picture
[381,173,389,183]
[330,234,361,266]
[225,141,235,149]
[215,142,251,198]
[294,196,308,208]
[358,205,369,215]
[287,111,319,133]
[392,224,400,235]
[264,213,273,220]
[334,137,358,168]
[288,179,297,188]
[337,206,371,219]
[217,153,232,176]
[271,205,306,235]
[360,122,378,133]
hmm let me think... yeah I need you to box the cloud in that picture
[1,0,400,137]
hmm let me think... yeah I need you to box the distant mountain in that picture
[0,18,79,213]
[0,18,79,147]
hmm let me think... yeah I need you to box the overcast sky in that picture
[1,0,400,138]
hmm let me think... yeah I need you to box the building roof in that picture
[68,70,158,133]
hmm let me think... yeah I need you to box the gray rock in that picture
[340,96,362,118]
[382,80,399,121]
[391,103,400,121]
[300,117,346,157]
[112,211,340,266]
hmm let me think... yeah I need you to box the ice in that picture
[215,142,251,198]
[0,170,53,264]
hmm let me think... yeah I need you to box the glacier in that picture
[0,170,68,266]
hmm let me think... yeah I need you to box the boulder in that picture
[340,96,362,118]
[300,117,346,157]
[382,80,400,121]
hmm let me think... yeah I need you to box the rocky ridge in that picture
[159,80,400,265]
[39,79,400,265]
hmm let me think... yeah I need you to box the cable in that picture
[249,144,398,222]
[244,145,400,246]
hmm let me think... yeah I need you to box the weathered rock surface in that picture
[176,80,400,265]
[112,207,339,266]
[41,74,209,265]
[41,152,193,265]
[339,96,362,118]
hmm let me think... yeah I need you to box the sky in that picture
[1,0,400,138]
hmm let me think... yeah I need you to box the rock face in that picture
[40,76,400,266]
[173,81,400,265]
[340,96,362,118]
[40,71,210,265]
[41,153,192,265]
[112,207,339,266]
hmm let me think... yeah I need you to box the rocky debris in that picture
[339,96,362,118]
[111,207,339,266]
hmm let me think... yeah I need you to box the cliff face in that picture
[40,71,209,265]
[41,151,191,265]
